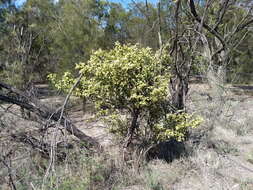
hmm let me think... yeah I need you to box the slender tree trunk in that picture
[125,109,139,147]
[170,76,189,111]
[82,97,87,114]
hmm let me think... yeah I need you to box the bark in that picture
[125,109,139,147]
[82,97,87,114]
[170,76,189,111]
[188,0,225,49]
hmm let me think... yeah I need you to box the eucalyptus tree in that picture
[50,0,107,73]
[102,2,131,48]
[158,0,253,110]
[0,0,57,87]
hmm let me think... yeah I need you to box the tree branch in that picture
[213,0,230,31]
[0,82,101,151]
[188,0,226,49]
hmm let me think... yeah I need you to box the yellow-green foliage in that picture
[48,71,85,97]
[77,42,170,111]
[48,72,74,92]
[153,113,203,142]
[104,111,203,143]
[48,43,202,143]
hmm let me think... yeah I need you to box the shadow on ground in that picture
[233,85,253,90]
[147,140,188,162]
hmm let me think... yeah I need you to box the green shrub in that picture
[48,43,202,145]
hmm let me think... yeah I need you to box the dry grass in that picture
[1,80,253,190]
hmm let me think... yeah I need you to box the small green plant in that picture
[239,179,253,190]
[145,169,164,190]
[57,176,88,190]
[246,149,253,165]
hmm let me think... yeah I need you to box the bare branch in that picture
[188,0,226,49]
[213,0,230,31]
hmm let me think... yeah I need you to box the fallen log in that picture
[0,82,101,151]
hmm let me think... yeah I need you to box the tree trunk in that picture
[125,109,139,147]
[170,76,189,111]
[82,97,87,114]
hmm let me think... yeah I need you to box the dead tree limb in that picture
[0,82,101,151]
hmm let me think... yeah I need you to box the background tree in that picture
[156,0,253,110]
[49,0,106,73]
[0,0,56,87]
[102,2,130,48]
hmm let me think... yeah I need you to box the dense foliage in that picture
[77,43,169,111]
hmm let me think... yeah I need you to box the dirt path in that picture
[70,110,114,147]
